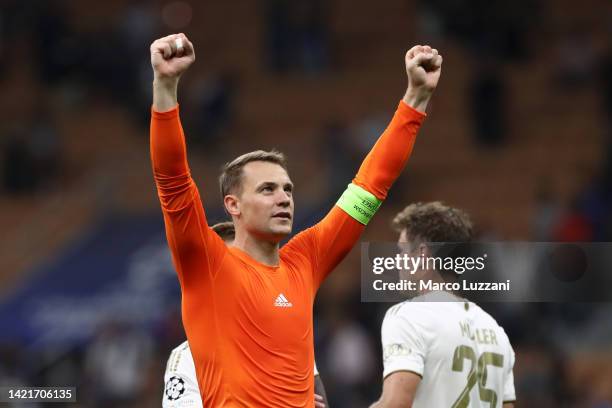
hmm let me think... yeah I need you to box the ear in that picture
[417,242,430,257]
[224,194,240,217]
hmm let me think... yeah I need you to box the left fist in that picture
[405,45,442,93]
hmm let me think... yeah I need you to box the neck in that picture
[233,229,280,266]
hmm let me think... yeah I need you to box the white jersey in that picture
[381,291,516,407]
[163,342,203,408]
[163,342,321,407]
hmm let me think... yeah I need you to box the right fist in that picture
[150,33,195,80]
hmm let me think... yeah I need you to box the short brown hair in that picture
[219,150,288,197]
[392,201,473,243]
[210,221,235,242]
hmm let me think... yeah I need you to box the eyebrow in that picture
[256,181,293,191]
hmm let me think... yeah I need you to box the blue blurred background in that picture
[0,0,611,406]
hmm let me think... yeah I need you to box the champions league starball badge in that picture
[165,376,186,401]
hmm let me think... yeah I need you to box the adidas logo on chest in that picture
[274,293,293,308]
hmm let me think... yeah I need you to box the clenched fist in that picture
[403,45,443,112]
[150,33,195,80]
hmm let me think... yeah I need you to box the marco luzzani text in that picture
[371,253,511,292]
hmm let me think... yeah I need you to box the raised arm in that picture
[150,33,195,177]
[353,45,442,200]
[285,46,443,286]
[150,34,226,291]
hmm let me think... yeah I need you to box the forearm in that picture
[153,77,179,112]
[402,88,431,113]
[150,104,190,179]
[353,101,425,200]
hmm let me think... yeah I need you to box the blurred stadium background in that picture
[0,0,611,406]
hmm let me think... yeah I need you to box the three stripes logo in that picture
[274,293,293,308]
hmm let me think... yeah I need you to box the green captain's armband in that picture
[336,183,383,225]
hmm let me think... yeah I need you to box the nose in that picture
[276,191,291,208]
[277,197,290,208]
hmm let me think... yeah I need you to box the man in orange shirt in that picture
[150,33,442,407]
[163,222,328,408]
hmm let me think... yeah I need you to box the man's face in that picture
[235,161,294,241]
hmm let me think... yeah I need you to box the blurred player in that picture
[150,32,442,406]
[162,222,329,408]
[370,202,516,408]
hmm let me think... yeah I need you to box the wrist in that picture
[153,76,179,89]
[402,88,432,113]
[152,76,179,112]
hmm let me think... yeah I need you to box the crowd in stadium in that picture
[1,0,611,407]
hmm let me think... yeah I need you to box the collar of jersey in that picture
[229,246,282,270]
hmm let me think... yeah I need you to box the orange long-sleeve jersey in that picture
[150,101,424,407]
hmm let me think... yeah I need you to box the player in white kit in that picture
[162,222,328,407]
[371,202,516,408]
